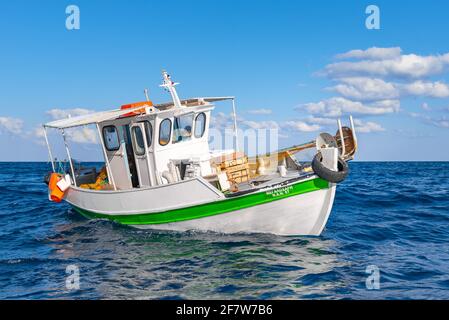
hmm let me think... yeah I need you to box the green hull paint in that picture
[72,178,329,225]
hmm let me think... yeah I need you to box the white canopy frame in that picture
[42,106,148,190]
[42,96,240,191]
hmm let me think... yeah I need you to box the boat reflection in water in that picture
[50,217,347,299]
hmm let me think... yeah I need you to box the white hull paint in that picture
[64,177,224,215]
[133,184,336,236]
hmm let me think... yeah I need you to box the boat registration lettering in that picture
[266,185,294,198]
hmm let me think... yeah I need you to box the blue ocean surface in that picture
[0,161,448,299]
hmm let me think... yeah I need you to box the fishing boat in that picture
[43,71,357,236]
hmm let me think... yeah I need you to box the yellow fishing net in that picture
[80,167,110,190]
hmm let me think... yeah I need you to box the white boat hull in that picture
[65,176,336,236]
[133,184,336,236]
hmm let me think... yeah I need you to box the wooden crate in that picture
[226,167,250,184]
[211,152,250,185]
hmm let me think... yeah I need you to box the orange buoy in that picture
[48,173,65,203]
[120,101,153,117]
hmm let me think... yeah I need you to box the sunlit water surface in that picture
[1,162,449,299]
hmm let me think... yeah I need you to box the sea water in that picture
[0,162,448,299]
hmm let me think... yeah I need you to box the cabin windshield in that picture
[173,114,193,143]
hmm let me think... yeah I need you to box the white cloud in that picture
[328,77,399,101]
[241,120,279,130]
[421,103,431,111]
[353,119,385,133]
[325,52,449,79]
[410,112,449,129]
[247,108,272,115]
[44,108,98,144]
[26,126,47,146]
[301,97,400,117]
[284,120,321,132]
[66,127,98,144]
[0,117,24,135]
[304,116,337,126]
[329,77,449,100]
[301,116,385,134]
[46,108,93,120]
[336,47,402,60]
[210,112,243,131]
[400,81,449,98]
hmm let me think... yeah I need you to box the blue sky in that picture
[1,0,449,161]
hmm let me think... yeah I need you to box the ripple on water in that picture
[0,162,449,299]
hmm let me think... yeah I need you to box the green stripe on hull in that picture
[72,178,329,225]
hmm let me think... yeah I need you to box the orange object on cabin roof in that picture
[120,101,153,117]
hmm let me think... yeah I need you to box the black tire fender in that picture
[44,172,52,185]
[311,153,349,183]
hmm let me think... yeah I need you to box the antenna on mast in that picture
[144,88,150,102]
[159,70,182,108]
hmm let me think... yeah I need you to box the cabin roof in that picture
[43,96,233,130]
[154,96,234,109]
[43,106,146,129]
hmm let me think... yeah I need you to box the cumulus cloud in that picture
[303,116,337,126]
[210,112,243,131]
[353,119,385,133]
[301,97,400,117]
[44,108,98,144]
[421,103,431,111]
[66,127,98,144]
[0,117,24,135]
[210,112,283,140]
[247,108,272,115]
[400,81,449,98]
[292,115,385,134]
[284,120,321,132]
[296,47,449,135]
[26,126,47,146]
[410,112,449,129]
[241,120,279,130]
[324,51,449,79]
[328,77,399,101]
[329,77,449,100]
[336,47,402,60]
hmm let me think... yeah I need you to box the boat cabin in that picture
[43,72,244,193]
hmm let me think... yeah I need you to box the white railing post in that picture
[349,115,358,148]
[43,126,56,172]
[61,129,77,187]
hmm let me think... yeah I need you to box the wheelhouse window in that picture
[159,118,172,146]
[139,121,153,147]
[173,114,193,143]
[194,113,206,138]
[102,126,120,151]
[132,126,145,156]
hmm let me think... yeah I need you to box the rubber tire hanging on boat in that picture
[44,172,51,185]
[311,153,349,183]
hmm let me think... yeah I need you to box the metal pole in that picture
[61,129,77,187]
[43,126,56,172]
[96,124,117,190]
[231,98,239,152]
[144,89,150,102]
